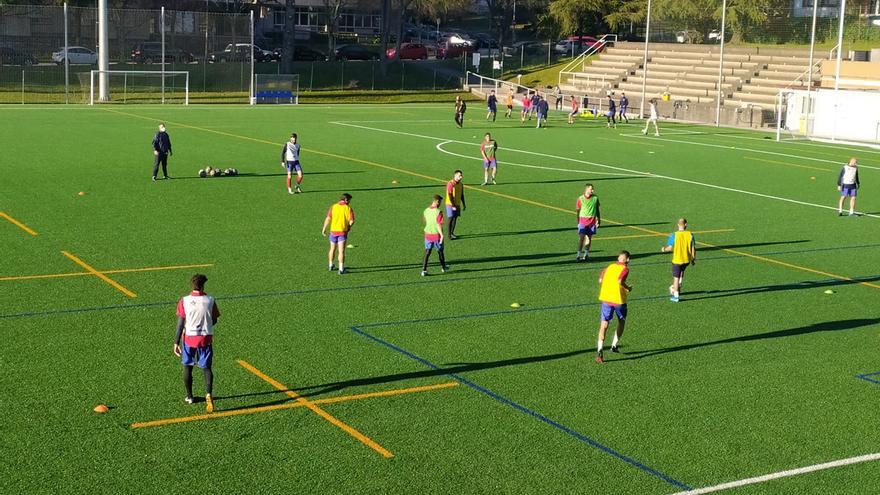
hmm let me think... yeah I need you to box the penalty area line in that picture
[671,452,880,494]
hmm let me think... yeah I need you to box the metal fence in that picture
[547,0,880,130]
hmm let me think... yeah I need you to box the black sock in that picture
[439,249,446,267]
[422,249,431,271]
[183,366,193,398]
[204,368,213,396]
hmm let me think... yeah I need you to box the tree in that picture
[547,0,618,39]
[280,0,296,73]
[323,0,352,55]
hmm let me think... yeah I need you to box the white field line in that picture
[619,130,880,169]
[671,452,880,495]
[332,121,879,219]
[435,141,646,177]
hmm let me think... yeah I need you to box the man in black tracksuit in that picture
[152,123,172,181]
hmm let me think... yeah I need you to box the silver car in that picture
[52,46,98,65]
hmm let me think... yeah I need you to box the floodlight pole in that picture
[97,0,110,101]
[250,10,255,105]
[807,0,818,91]
[715,0,727,126]
[639,0,652,118]
[834,0,846,91]
[64,2,69,104]
[161,6,166,104]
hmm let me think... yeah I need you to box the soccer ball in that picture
[232,168,239,176]
[224,168,233,176]
[208,168,217,177]
[198,169,206,178]
[215,168,224,176]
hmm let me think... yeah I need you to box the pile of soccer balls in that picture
[198,166,239,178]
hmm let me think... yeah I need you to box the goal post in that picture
[83,70,190,105]
[253,74,299,105]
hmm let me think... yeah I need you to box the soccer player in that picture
[618,92,629,123]
[554,85,563,110]
[568,96,579,125]
[642,99,660,136]
[605,92,617,128]
[536,96,550,128]
[837,157,860,216]
[505,90,514,118]
[445,170,466,240]
[596,251,632,364]
[486,90,498,122]
[575,183,600,261]
[520,94,531,123]
[480,133,498,185]
[421,194,449,276]
[529,92,540,119]
[173,273,220,412]
[661,218,696,302]
[321,193,355,274]
[151,122,172,181]
[454,95,467,128]
[280,133,303,194]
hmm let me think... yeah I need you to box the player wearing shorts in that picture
[521,94,531,123]
[480,133,498,185]
[421,195,449,276]
[174,273,220,412]
[837,157,860,216]
[605,92,617,128]
[280,133,303,194]
[575,183,600,261]
[661,218,696,302]
[618,92,629,123]
[642,99,660,136]
[455,95,467,128]
[445,170,466,240]
[568,96,579,125]
[596,251,632,363]
[505,90,514,118]
[486,90,498,122]
[321,193,355,274]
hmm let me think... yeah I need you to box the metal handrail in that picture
[557,34,619,86]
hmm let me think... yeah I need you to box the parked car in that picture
[0,47,37,66]
[554,36,604,55]
[386,43,428,60]
[209,44,271,63]
[437,42,474,60]
[506,41,545,57]
[52,46,97,65]
[272,46,328,61]
[130,42,193,64]
[334,44,379,61]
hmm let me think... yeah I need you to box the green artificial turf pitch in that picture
[1,103,879,494]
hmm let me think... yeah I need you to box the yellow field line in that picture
[743,156,831,173]
[238,359,394,458]
[131,381,458,429]
[0,211,38,236]
[597,136,665,148]
[103,109,878,291]
[596,228,735,242]
[60,251,137,298]
[0,263,213,282]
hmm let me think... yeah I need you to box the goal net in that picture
[778,88,880,146]
[253,74,299,104]
[80,70,189,105]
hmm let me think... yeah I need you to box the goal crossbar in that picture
[88,70,190,105]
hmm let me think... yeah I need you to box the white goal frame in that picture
[88,70,189,105]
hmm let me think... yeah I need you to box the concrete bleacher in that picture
[554,42,824,125]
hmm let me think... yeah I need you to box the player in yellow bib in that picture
[596,251,632,363]
[321,193,355,274]
[661,218,696,302]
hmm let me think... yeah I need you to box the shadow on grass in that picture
[681,274,880,302]
[170,170,365,180]
[353,251,578,274]
[454,226,571,240]
[610,318,880,363]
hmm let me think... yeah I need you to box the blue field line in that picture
[350,325,691,490]
[4,241,879,320]
[855,372,880,385]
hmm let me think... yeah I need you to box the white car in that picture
[52,46,97,65]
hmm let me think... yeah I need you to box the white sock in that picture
[673,290,680,298]
[611,334,620,348]
[329,262,334,269]
[339,263,344,271]
[850,208,854,214]
[597,339,604,353]
[584,247,590,256]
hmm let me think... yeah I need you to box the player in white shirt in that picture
[280,133,303,194]
[173,274,220,412]
[642,99,660,136]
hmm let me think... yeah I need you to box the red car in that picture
[437,43,474,60]
[386,43,428,60]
